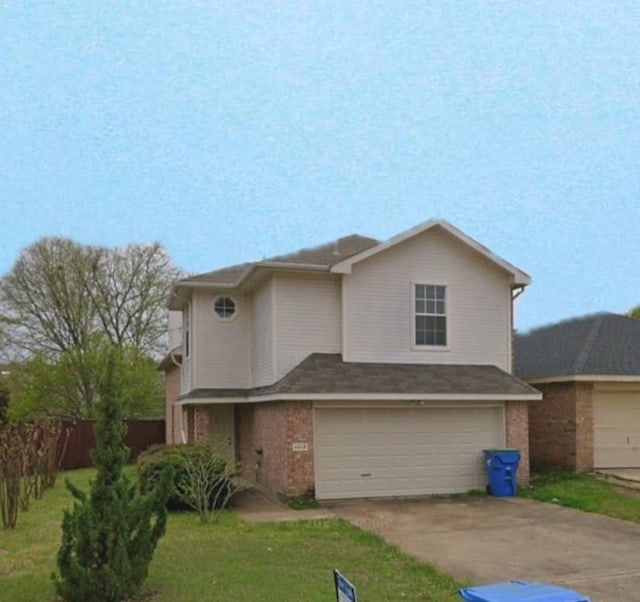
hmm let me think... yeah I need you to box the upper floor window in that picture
[414,284,447,346]
[213,296,236,320]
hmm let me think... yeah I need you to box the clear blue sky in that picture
[1,1,639,331]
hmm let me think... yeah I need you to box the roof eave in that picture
[525,374,640,384]
[177,391,542,404]
[330,219,531,285]
[169,262,331,303]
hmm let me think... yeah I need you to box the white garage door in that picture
[594,391,640,468]
[314,405,504,499]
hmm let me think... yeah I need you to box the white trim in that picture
[313,402,507,499]
[526,374,640,384]
[313,401,506,409]
[330,219,531,285]
[212,294,239,322]
[177,391,542,405]
[507,285,513,372]
[341,274,349,361]
[236,262,328,287]
[190,296,197,392]
[411,281,450,351]
[271,276,279,381]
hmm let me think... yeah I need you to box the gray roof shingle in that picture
[180,234,378,286]
[515,312,640,379]
[180,353,538,400]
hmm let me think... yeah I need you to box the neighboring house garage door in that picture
[314,404,504,499]
[594,391,640,468]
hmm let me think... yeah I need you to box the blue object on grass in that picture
[482,448,521,497]
[459,580,590,601]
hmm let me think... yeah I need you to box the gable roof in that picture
[169,219,530,309]
[330,219,530,286]
[179,353,540,402]
[178,234,378,287]
[515,312,640,380]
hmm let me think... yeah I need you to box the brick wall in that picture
[235,401,315,498]
[505,400,530,485]
[285,401,315,496]
[528,382,594,470]
[574,383,594,471]
[193,405,211,442]
[236,402,288,494]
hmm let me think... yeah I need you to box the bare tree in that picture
[0,238,179,358]
[0,238,95,356]
[84,243,178,355]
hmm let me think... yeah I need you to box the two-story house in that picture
[162,219,540,500]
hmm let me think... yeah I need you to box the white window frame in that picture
[411,283,450,350]
[213,295,238,322]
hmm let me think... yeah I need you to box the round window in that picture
[213,296,236,319]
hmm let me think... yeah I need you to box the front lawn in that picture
[521,469,640,524]
[0,468,462,601]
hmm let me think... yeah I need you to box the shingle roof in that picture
[180,235,378,286]
[180,353,538,400]
[514,312,640,379]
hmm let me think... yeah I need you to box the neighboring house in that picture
[515,312,640,471]
[162,219,540,500]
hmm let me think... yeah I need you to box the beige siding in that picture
[180,306,192,395]
[274,274,341,379]
[193,290,251,389]
[168,310,182,351]
[343,227,511,370]
[251,279,275,386]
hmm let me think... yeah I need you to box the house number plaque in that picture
[292,442,308,452]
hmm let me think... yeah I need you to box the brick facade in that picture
[505,400,530,485]
[528,382,594,471]
[193,405,211,442]
[235,401,315,497]
[234,399,531,497]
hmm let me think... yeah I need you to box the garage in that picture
[314,404,504,499]
[594,390,640,468]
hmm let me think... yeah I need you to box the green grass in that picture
[287,494,321,510]
[521,469,640,523]
[0,468,462,601]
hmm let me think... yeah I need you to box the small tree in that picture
[53,348,172,602]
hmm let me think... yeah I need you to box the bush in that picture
[54,350,172,602]
[137,443,240,512]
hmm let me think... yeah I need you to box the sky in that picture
[1,1,639,332]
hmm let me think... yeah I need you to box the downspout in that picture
[510,286,525,373]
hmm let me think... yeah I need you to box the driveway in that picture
[327,496,640,601]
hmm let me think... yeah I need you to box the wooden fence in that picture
[61,419,165,469]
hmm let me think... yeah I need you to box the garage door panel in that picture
[594,391,640,468]
[315,405,503,499]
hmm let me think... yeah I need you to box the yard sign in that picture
[334,569,357,602]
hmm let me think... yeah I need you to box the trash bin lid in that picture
[459,580,590,602]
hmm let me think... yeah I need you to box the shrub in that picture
[0,419,67,529]
[137,443,242,516]
[53,350,172,602]
[177,444,245,523]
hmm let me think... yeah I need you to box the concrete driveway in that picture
[327,496,640,601]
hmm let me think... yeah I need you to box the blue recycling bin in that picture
[459,580,590,601]
[483,449,520,497]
